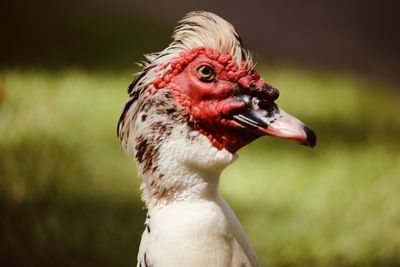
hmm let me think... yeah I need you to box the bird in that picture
[117,11,316,267]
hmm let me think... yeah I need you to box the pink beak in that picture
[258,109,316,147]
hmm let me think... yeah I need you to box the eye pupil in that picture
[202,68,210,75]
[197,65,215,83]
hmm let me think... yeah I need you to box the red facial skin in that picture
[152,47,269,153]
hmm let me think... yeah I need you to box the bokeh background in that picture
[1,1,399,266]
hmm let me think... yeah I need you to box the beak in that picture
[256,109,316,147]
[232,93,316,148]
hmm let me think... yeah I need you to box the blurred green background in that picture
[1,1,399,267]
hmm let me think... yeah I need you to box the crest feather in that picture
[171,11,251,66]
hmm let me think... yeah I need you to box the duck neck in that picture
[137,124,236,210]
[141,165,222,210]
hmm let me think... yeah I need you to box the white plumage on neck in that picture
[140,123,235,208]
[137,123,259,266]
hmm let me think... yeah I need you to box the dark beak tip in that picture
[302,125,317,148]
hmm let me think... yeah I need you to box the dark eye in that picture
[197,65,216,83]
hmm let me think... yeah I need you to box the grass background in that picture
[0,68,399,266]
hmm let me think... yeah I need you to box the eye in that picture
[197,65,216,83]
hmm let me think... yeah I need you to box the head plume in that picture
[171,11,251,66]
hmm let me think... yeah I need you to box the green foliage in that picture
[0,69,399,267]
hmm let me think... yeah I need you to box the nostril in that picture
[258,100,276,114]
[242,85,279,102]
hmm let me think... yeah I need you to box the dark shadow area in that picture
[0,1,169,70]
[1,0,399,83]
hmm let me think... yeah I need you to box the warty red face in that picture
[148,47,316,153]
